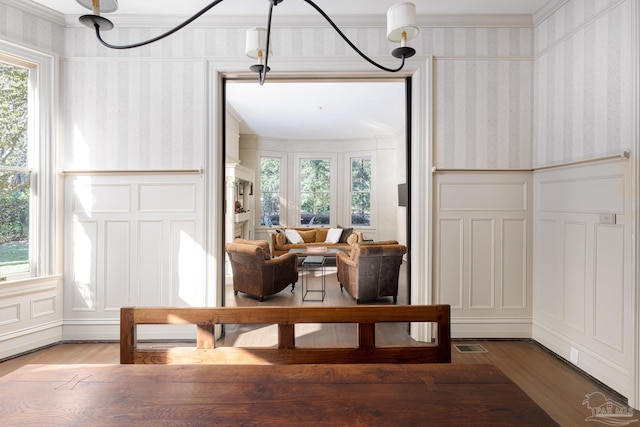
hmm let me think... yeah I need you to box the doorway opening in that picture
[221,77,412,308]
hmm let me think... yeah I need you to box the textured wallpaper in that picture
[533,0,633,167]
[431,27,534,170]
[61,21,535,171]
[0,3,64,53]
[2,1,635,171]
[62,59,205,170]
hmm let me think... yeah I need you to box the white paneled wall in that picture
[434,172,533,337]
[532,158,632,397]
[0,276,63,359]
[63,174,205,340]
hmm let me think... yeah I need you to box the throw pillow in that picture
[325,228,343,244]
[346,232,359,245]
[284,229,303,244]
[275,232,286,246]
[315,228,329,242]
[337,225,353,243]
[298,229,317,243]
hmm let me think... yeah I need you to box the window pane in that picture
[351,192,370,226]
[351,158,371,192]
[260,158,280,193]
[300,159,330,192]
[300,159,330,225]
[1,61,30,277]
[0,63,28,168]
[260,157,280,226]
[350,157,371,226]
[0,171,30,276]
[300,192,330,225]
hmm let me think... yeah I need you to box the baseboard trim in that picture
[532,322,631,399]
[0,323,63,361]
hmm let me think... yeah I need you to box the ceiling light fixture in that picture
[76,0,419,85]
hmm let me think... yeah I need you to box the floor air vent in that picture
[454,343,488,353]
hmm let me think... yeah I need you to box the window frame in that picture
[0,40,57,281]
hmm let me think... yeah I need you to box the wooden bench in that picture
[120,305,451,364]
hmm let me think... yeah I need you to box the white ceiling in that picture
[30,0,549,140]
[226,80,406,140]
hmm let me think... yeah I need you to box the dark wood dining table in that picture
[0,363,558,426]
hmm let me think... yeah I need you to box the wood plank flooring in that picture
[1,265,638,426]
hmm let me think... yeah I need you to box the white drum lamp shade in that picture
[245,27,273,60]
[387,2,419,44]
[76,0,119,15]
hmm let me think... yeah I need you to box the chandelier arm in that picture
[93,0,227,50]
[259,1,276,85]
[301,0,407,72]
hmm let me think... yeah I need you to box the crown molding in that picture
[532,0,568,26]
[3,0,66,27]
[64,12,533,29]
[420,14,533,28]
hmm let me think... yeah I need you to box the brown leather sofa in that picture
[225,240,298,301]
[336,243,407,303]
[271,227,363,257]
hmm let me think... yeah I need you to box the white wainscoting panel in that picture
[502,218,527,309]
[532,158,632,398]
[63,174,205,341]
[562,221,587,334]
[104,220,130,312]
[470,218,495,309]
[136,220,164,307]
[594,225,625,352]
[0,276,63,360]
[434,172,533,338]
[437,218,464,309]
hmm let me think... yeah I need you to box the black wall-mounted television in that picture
[398,183,407,207]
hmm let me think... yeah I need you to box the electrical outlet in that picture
[570,347,579,365]
[600,213,616,224]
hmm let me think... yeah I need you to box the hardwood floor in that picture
[1,265,638,426]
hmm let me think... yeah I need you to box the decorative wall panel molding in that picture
[0,276,63,360]
[64,174,205,340]
[434,172,533,338]
[532,157,632,398]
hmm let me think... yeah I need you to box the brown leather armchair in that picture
[336,243,407,303]
[225,241,298,301]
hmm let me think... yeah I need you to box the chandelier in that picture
[76,0,420,85]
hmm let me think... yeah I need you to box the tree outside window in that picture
[0,61,30,277]
[300,159,330,225]
[260,157,281,226]
[351,157,371,226]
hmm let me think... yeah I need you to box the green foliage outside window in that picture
[300,159,330,225]
[260,157,281,226]
[0,62,29,275]
[351,158,371,226]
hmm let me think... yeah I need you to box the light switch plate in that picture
[600,213,616,224]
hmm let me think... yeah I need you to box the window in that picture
[350,157,371,226]
[299,159,331,225]
[0,42,55,281]
[260,157,281,226]
[0,61,30,277]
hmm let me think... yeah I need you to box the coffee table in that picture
[299,255,326,301]
[288,248,345,257]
